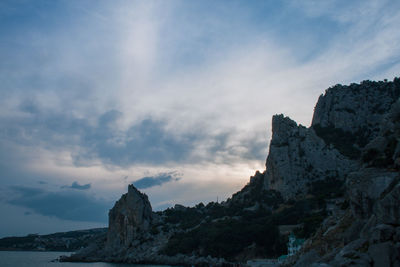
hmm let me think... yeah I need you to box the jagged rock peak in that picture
[265,112,356,200]
[106,184,153,249]
[270,114,301,146]
[272,114,298,129]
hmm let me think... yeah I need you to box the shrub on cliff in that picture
[163,216,286,260]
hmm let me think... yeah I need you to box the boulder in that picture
[367,242,395,267]
[346,168,398,219]
[330,238,371,266]
[369,224,395,244]
[293,249,321,267]
[375,182,400,225]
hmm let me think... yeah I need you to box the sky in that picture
[0,0,399,237]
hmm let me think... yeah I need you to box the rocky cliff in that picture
[62,77,400,266]
[263,114,356,200]
[312,80,399,137]
[261,79,400,200]
[289,96,400,266]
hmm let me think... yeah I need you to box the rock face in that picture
[263,114,356,200]
[259,79,400,201]
[291,81,400,267]
[312,80,400,137]
[106,184,153,250]
[346,168,399,219]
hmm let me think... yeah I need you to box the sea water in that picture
[0,251,170,267]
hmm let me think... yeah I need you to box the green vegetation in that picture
[272,197,325,225]
[294,212,326,238]
[163,216,286,260]
[164,207,205,230]
[313,124,367,159]
[362,137,398,168]
[310,177,345,200]
[231,171,283,209]
[162,190,326,259]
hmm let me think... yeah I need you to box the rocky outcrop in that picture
[106,184,153,250]
[259,79,400,200]
[312,79,400,137]
[346,168,399,219]
[263,114,356,200]
[290,81,400,267]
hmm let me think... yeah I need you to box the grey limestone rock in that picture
[286,78,400,267]
[328,238,372,266]
[346,168,399,219]
[312,80,399,138]
[106,184,153,250]
[264,114,356,200]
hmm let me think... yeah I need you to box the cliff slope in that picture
[290,95,400,267]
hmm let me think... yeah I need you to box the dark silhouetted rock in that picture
[106,184,153,250]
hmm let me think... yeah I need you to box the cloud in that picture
[133,172,181,189]
[1,103,266,169]
[6,186,111,223]
[78,117,199,166]
[61,181,91,190]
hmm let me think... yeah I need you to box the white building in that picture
[287,232,304,256]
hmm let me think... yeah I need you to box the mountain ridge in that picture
[50,77,400,265]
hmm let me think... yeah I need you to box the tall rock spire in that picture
[106,184,153,250]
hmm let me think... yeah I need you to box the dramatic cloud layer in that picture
[0,106,265,168]
[0,0,399,236]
